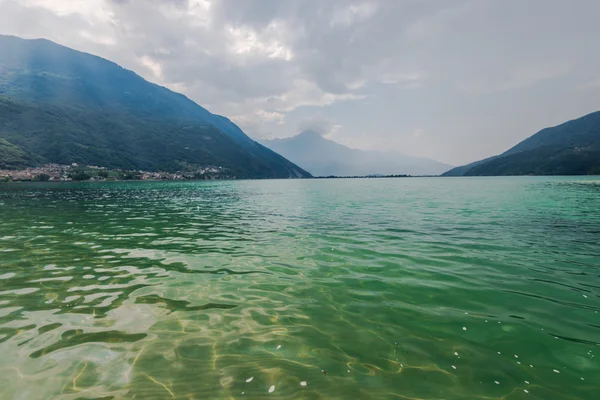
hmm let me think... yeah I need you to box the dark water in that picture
[0,177,599,399]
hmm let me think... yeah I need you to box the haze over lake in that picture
[0,177,598,399]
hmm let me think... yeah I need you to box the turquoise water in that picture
[0,177,598,399]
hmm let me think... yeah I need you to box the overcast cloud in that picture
[1,0,600,164]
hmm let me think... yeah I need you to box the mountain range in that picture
[443,111,600,176]
[0,35,310,178]
[2,35,598,179]
[260,131,452,177]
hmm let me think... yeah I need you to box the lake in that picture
[0,177,598,399]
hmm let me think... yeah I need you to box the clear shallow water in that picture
[0,177,599,400]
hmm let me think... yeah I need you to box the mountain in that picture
[443,111,600,176]
[0,137,40,169]
[0,35,310,178]
[259,131,452,177]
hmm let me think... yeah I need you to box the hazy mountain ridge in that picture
[260,131,452,177]
[0,35,311,178]
[443,111,600,176]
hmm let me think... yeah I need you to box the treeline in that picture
[314,174,412,179]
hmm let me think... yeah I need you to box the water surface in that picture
[0,177,599,399]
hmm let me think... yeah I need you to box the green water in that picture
[0,177,598,400]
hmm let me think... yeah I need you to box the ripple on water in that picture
[0,178,598,399]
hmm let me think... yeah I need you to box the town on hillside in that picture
[0,164,226,182]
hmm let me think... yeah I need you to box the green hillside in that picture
[0,137,39,169]
[0,35,310,178]
[443,111,600,176]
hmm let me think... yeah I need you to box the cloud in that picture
[227,24,294,61]
[21,0,114,22]
[330,2,378,27]
[139,55,164,81]
[1,0,600,164]
[577,77,600,91]
[296,115,342,137]
[459,61,573,95]
[379,72,424,88]
[232,109,285,127]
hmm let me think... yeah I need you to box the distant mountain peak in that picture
[296,130,325,139]
[260,132,452,177]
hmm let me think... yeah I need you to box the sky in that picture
[1,0,600,165]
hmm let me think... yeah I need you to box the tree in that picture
[70,167,91,181]
[97,170,109,178]
[33,173,50,182]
